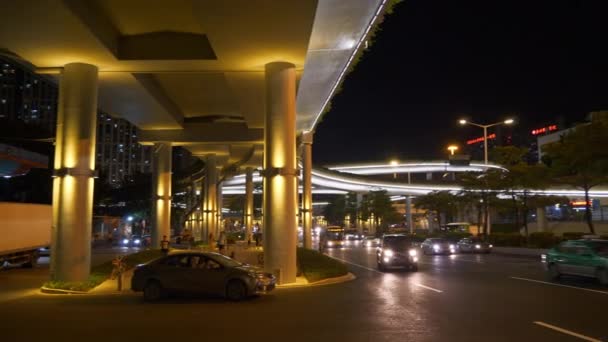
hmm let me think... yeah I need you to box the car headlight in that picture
[122,239,129,244]
[489,244,493,248]
[366,241,371,246]
[475,244,481,249]
[433,244,440,250]
[383,249,394,257]
[409,249,417,257]
[134,239,141,244]
[327,241,333,246]
[450,244,455,249]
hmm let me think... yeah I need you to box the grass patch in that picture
[43,249,165,292]
[297,247,348,283]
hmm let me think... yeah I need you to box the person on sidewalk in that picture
[217,230,227,255]
[161,235,170,254]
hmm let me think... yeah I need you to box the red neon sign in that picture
[467,133,496,145]
[531,124,558,136]
[570,200,591,207]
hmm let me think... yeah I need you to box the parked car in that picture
[457,238,492,254]
[376,234,419,271]
[545,239,608,286]
[131,251,276,301]
[421,238,456,255]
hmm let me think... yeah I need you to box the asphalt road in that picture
[1,243,607,341]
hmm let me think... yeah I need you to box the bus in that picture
[324,226,345,248]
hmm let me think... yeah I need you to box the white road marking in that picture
[414,283,443,293]
[533,321,602,342]
[327,255,382,273]
[510,277,608,295]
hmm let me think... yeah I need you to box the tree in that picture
[368,190,399,231]
[414,190,458,230]
[490,146,553,237]
[543,116,608,234]
[458,170,504,236]
[323,196,346,226]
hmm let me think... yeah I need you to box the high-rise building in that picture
[0,56,154,188]
[0,56,58,134]
[96,112,154,188]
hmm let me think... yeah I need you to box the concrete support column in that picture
[244,167,254,241]
[536,207,547,232]
[217,181,223,236]
[50,63,98,282]
[202,155,218,243]
[152,142,172,248]
[263,61,297,284]
[301,132,313,249]
[356,193,363,234]
[406,195,413,234]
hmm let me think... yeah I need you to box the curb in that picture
[277,272,356,289]
[40,287,89,295]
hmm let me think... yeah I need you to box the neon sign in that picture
[570,200,591,207]
[531,125,558,136]
[466,133,496,145]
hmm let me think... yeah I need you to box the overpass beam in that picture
[152,142,172,248]
[50,63,98,282]
[244,167,254,243]
[301,131,313,249]
[263,62,297,284]
[202,155,218,243]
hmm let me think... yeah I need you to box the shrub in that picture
[488,233,525,247]
[528,232,558,249]
[561,232,586,241]
[491,223,520,234]
[43,249,164,292]
[296,247,348,283]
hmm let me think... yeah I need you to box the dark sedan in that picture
[421,238,456,255]
[131,251,276,301]
[457,238,492,253]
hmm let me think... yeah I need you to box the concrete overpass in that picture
[0,0,394,284]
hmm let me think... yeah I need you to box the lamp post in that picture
[447,145,459,156]
[458,118,514,237]
[390,159,398,179]
[458,118,514,164]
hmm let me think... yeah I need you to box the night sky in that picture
[313,0,608,165]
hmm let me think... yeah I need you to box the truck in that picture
[0,202,51,268]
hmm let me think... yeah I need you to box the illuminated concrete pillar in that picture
[356,193,363,234]
[216,181,223,236]
[406,195,413,234]
[50,63,98,282]
[301,132,313,249]
[263,61,297,284]
[536,207,547,232]
[244,167,254,241]
[202,155,218,243]
[152,142,172,248]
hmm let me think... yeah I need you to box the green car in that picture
[545,239,608,286]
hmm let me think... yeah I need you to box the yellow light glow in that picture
[447,145,459,155]
[390,160,399,166]
[504,119,514,125]
[459,119,467,125]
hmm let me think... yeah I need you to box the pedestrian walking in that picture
[161,235,170,254]
[217,230,227,254]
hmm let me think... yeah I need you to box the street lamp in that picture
[390,160,398,179]
[458,118,515,164]
[447,145,459,156]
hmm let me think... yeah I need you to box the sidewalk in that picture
[492,246,548,258]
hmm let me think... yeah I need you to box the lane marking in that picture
[533,321,602,342]
[510,277,608,295]
[327,255,382,273]
[414,283,443,293]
